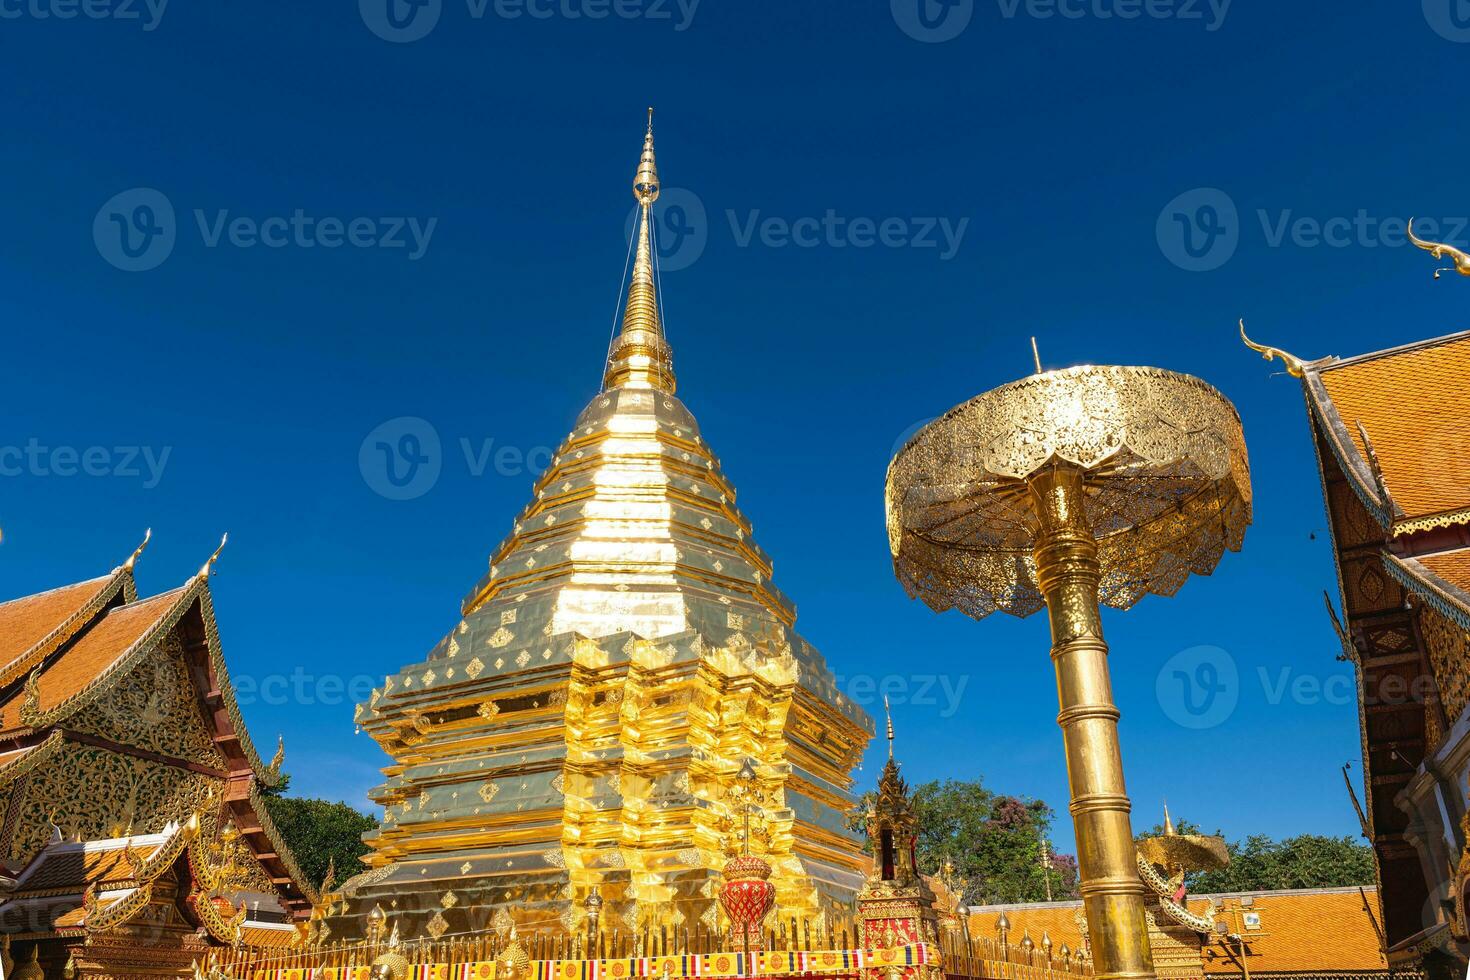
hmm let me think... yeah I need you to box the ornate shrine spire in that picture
[604,108,676,394]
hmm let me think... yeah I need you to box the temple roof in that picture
[0,551,317,919]
[1303,329,1470,535]
[0,587,184,735]
[0,570,133,689]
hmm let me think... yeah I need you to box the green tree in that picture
[1136,822,1374,892]
[852,778,1078,906]
[259,775,376,891]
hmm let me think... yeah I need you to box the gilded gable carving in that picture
[5,741,217,862]
[1420,603,1470,722]
[68,632,227,770]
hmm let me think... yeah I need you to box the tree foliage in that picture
[1136,820,1374,892]
[259,775,376,891]
[852,777,1078,906]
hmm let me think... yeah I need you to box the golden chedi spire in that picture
[605,108,676,393]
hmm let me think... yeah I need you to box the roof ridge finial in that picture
[884,694,895,760]
[604,109,676,394]
[1163,801,1175,836]
[122,528,152,572]
[197,533,228,583]
[1408,217,1470,279]
[1239,318,1306,379]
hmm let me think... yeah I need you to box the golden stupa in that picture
[337,113,873,942]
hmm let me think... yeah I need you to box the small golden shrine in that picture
[854,709,940,978]
[340,114,873,941]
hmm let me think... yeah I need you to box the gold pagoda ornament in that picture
[347,112,873,941]
[856,702,941,978]
[885,360,1251,980]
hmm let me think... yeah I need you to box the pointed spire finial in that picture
[1163,802,1176,836]
[605,109,675,394]
[197,533,228,583]
[884,695,894,760]
[123,528,152,572]
[1031,337,1042,374]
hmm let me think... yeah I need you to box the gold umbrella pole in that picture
[1029,464,1153,980]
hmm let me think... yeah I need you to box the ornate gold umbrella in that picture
[885,363,1251,980]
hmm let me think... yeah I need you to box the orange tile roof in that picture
[0,576,115,674]
[1317,333,1470,525]
[971,887,1386,976]
[1200,888,1385,975]
[1418,548,1470,596]
[969,902,1086,955]
[0,588,184,734]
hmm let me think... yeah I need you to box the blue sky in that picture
[3,1,1469,856]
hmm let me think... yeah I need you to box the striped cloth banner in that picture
[247,942,934,980]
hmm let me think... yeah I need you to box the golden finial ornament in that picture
[1407,218,1470,278]
[1031,337,1042,374]
[1239,319,1306,378]
[884,694,895,760]
[605,108,675,393]
[197,533,228,582]
[123,527,152,572]
[1163,802,1175,836]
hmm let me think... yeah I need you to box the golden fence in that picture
[207,913,1093,980]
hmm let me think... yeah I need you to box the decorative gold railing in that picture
[207,917,1092,980]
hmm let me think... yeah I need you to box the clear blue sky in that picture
[4,1,1468,857]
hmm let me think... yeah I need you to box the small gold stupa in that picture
[337,113,873,941]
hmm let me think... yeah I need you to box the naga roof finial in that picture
[1408,218,1470,279]
[197,533,229,583]
[123,527,152,572]
[1239,318,1306,378]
